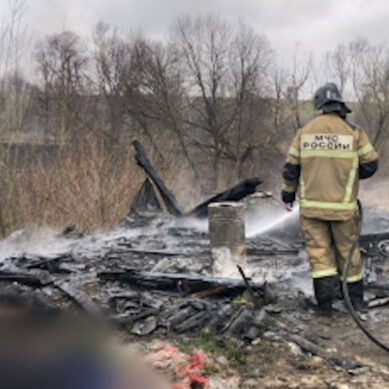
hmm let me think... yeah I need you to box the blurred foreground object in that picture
[0,289,169,389]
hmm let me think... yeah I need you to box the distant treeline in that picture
[0,0,388,235]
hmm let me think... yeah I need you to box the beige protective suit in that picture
[282,112,378,305]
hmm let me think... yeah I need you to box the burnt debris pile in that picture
[0,211,291,338]
[0,141,389,343]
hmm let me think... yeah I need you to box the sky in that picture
[2,0,389,69]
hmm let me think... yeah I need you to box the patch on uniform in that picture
[301,134,354,151]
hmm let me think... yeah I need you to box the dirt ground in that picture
[118,296,389,389]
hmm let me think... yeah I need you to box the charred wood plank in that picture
[188,178,262,218]
[162,306,194,329]
[0,274,44,286]
[174,311,211,333]
[117,248,187,257]
[54,280,102,316]
[132,140,184,216]
[223,307,254,337]
[359,231,389,245]
[25,257,66,272]
[366,283,389,291]
[237,265,260,308]
[246,248,299,256]
[98,270,264,297]
[0,267,54,286]
[194,286,227,298]
[112,308,159,325]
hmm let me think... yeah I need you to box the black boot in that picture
[313,276,341,314]
[346,280,366,311]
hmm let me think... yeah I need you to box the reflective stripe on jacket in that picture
[282,112,378,220]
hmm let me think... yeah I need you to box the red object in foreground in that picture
[145,342,211,389]
[174,350,210,389]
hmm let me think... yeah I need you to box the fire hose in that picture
[342,200,389,353]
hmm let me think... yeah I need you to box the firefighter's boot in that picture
[346,280,367,312]
[313,275,341,313]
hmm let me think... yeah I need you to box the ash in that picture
[0,206,388,346]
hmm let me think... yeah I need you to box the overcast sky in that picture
[2,0,389,68]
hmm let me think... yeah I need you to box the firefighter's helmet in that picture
[313,83,345,109]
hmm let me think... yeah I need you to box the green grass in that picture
[178,330,245,370]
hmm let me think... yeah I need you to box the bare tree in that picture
[285,46,312,133]
[0,0,34,236]
[269,47,312,159]
[346,39,389,151]
[0,0,31,134]
[324,44,352,94]
[93,22,130,143]
[269,67,293,155]
[124,38,202,178]
[172,15,272,188]
[34,30,88,142]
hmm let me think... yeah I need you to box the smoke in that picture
[0,228,72,262]
[174,216,208,232]
[0,224,156,263]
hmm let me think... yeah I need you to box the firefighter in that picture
[282,83,378,312]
